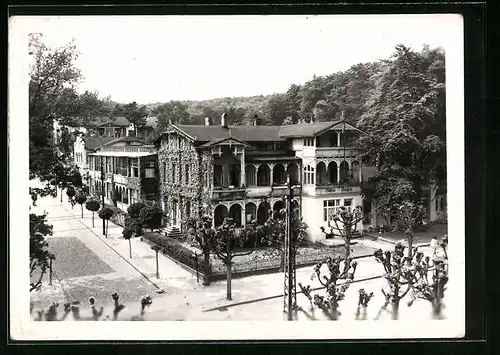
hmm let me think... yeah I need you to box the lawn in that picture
[42,237,114,279]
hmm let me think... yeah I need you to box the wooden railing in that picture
[100,145,155,153]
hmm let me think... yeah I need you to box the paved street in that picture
[30,184,443,321]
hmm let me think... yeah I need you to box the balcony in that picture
[211,187,246,201]
[315,147,360,158]
[100,145,156,153]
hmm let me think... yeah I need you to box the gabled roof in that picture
[278,121,339,138]
[83,137,116,151]
[199,137,251,148]
[94,116,131,128]
[100,136,146,147]
[152,120,363,145]
[173,124,284,143]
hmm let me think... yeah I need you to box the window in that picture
[145,161,155,178]
[172,163,176,184]
[323,199,340,222]
[122,188,129,204]
[304,138,315,146]
[106,157,112,174]
[130,159,139,177]
[185,164,190,184]
[343,198,353,211]
[120,158,128,176]
[163,163,167,182]
[303,165,315,185]
[130,189,139,204]
[185,200,191,218]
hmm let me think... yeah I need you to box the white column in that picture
[337,131,341,147]
[270,164,274,186]
[337,164,340,184]
[241,204,246,227]
[358,162,362,182]
[240,152,245,187]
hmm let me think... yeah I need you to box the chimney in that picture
[221,112,228,128]
[204,117,212,126]
[253,114,260,126]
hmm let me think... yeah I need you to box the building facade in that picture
[86,137,159,212]
[152,115,365,242]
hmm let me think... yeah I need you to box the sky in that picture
[20,14,459,104]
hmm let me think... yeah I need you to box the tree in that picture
[30,213,55,292]
[155,101,190,130]
[122,216,143,258]
[262,93,288,125]
[29,34,81,176]
[372,243,429,320]
[123,102,148,135]
[98,207,114,237]
[127,202,146,219]
[138,204,163,232]
[356,45,446,224]
[75,193,87,218]
[243,205,308,272]
[85,199,101,227]
[209,218,255,301]
[319,206,363,264]
[186,216,215,286]
[407,249,448,319]
[299,256,358,320]
[31,293,153,321]
[151,245,161,279]
[66,186,76,208]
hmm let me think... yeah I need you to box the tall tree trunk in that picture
[391,300,400,320]
[407,232,414,261]
[129,239,132,258]
[106,220,109,237]
[203,249,211,286]
[92,212,94,227]
[81,205,83,218]
[155,251,159,279]
[226,260,232,301]
[60,188,63,202]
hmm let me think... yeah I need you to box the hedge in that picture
[142,232,209,274]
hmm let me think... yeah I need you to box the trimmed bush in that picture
[128,202,146,219]
[142,232,208,273]
[139,205,163,231]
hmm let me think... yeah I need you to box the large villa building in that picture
[151,114,365,241]
[73,113,446,242]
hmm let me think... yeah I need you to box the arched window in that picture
[351,161,360,182]
[257,164,271,186]
[316,162,327,185]
[245,165,256,186]
[272,164,286,185]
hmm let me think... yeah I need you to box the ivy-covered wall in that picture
[157,132,214,226]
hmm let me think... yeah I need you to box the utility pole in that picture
[283,173,297,320]
[101,157,106,236]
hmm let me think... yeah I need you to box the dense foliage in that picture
[138,204,163,232]
[30,213,54,292]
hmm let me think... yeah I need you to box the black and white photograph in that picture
[9,14,465,340]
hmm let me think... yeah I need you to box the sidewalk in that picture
[58,196,201,294]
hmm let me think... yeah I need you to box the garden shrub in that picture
[142,232,208,273]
